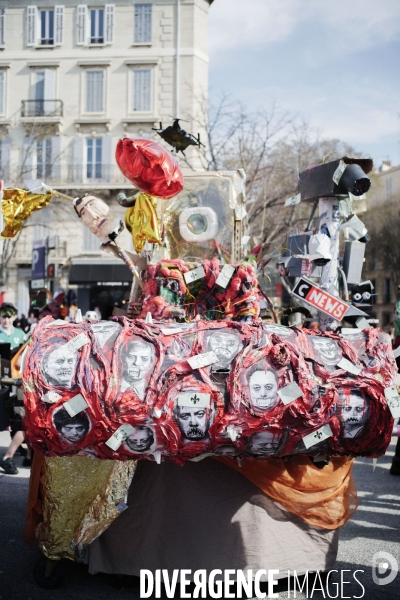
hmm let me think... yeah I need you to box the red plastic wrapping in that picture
[140,259,261,321]
[115,138,184,199]
[23,317,397,463]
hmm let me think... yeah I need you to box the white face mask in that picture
[76,196,122,244]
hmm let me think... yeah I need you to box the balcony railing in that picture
[14,164,128,186]
[21,100,63,118]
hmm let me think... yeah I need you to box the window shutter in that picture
[133,69,151,111]
[73,136,84,183]
[55,6,65,45]
[105,4,115,44]
[86,70,104,112]
[77,5,88,45]
[27,6,38,46]
[22,136,35,181]
[134,4,152,44]
[51,135,61,180]
[0,71,4,114]
[0,136,11,180]
[0,8,5,46]
[43,69,55,102]
[102,135,112,182]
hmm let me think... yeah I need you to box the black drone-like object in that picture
[152,119,204,155]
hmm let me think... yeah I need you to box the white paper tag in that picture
[333,159,347,185]
[355,317,371,330]
[241,235,250,247]
[42,390,62,404]
[47,319,68,327]
[216,265,235,288]
[340,328,362,336]
[235,205,247,220]
[303,424,333,449]
[384,387,400,418]
[284,193,301,207]
[187,351,219,369]
[393,346,400,359]
[160,327,185,336]
[153,450,162,464]
[226,425,240,442]
[177,391,211,408]
[63,333,90,354]
[184,266,206,284]
[349,192,366,201]
[63,393,89,417]
[277,382,303,405]
[336,358,362,376]
[105,424,136,451]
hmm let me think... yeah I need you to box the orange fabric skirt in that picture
[217,455,357,530]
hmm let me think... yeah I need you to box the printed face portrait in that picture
[247,431,281,456]
[310,337,341,367]
[246,362,278,411]
[91,321,120,347]
[175,405,211,441]
[338,389,369,439]
[53,408,90,444]
[213,445,240,456]
[121,340,155,398]
[207,330,243,368]
[125,426,154,453]
[42,346,77,388]
[75,195,121,244]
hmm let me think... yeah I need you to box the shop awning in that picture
[69,263,133,284]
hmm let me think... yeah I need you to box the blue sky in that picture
[208,0,400,167]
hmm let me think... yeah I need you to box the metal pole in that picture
[175,0,181,119]
[318,197,341,331]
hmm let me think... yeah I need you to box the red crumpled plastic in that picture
[115,138,184,199]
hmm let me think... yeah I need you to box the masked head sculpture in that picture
[74,195,123,245]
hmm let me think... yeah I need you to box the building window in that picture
[90,8,104,44]
[0,71,4,115]
[0,8,5,46]
[86,70,104,112]
[36,139,52,179]
[384,278,391,304]
[40,9,54,45]
[386,178,392,201]
[87,138,102,179]
[83,226,100,251]
[133,69,151,111]
[134,4,152,44]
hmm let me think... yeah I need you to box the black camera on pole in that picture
[298,157,373,203]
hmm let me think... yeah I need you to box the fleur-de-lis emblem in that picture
[314,431,323,439]
[191,394,200,404]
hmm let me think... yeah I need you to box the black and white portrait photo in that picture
[246,430,282,456]
[174,404,213,441]
[205,329,243,369]
[310,336,342,372]
[42,341,78,389]
[120,339,155,399]
[91,321,121,347]
[53,407,90,444]
[246,361,279,412]
[124,426,155,453]
[338,388,369,439]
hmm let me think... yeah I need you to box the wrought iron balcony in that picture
[21,100,63,118]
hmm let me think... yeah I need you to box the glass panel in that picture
[87,138,93,178]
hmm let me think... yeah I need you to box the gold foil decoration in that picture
[37,455,136,560]
[1,188,52,238]
[125,193,162,254]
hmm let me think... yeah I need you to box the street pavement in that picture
[0,430,399,600]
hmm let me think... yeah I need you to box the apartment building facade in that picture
[0,0,213,317]
[363,162,400,328]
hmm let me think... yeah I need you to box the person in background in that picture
[0,303,26,354]
[14,313,29,333]
[0,303,28,475]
